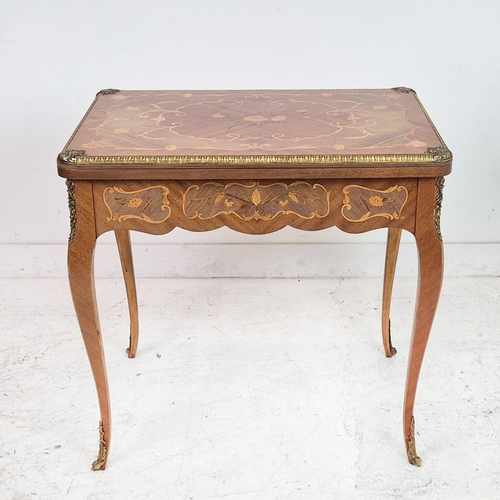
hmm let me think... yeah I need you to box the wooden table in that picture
[57,88,452,470]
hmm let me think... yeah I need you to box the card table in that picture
[57,88,452,469]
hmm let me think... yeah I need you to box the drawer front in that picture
[93,179,417,236]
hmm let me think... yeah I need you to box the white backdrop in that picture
[1,0,499,276]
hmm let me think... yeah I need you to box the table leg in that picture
[67,181,111,470]
[114,230,139,358]
[382,228,402,357]
[404,183,444,466]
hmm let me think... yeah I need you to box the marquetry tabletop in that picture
[58,88,451,179]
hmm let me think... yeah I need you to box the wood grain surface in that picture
[58,89,451,180]
[61,88,452,470]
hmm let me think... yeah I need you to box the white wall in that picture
[1,1,499,276]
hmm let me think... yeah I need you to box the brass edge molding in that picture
[407,416,422,467]
[59,90,118,160]
[66,179,77,243]
[60,93,101,154]
[411,93,453,163]
[96,88,120,96]
[391,87,453,164]
[434,177,445,241]
[91,421,108,471]
[75,152,443,166]
[59,149,86,164]
[392,86,416,94]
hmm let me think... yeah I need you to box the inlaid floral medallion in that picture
[341,185,408,222]
[62,89,447,163]
[183,182,330,221]
[103,185,171,223]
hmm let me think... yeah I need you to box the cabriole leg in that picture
[114,230,139,358]
[67,180,111,470]
[403,178,444,466]
[382,228,402,357]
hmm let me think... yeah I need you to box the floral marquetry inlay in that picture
[103,185,171,223]
[341,185,408,222]
[62,89,448,163]
[183,182,330,221]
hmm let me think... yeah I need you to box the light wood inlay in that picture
[62,90,443,157]
[57,89,452,180]
[103,185,170,223]
[341,184,408,222]
[183,181,330,221]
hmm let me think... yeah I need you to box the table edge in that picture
[58,87,452,180]
[57,160,452,180]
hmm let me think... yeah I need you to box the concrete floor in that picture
[1,277,499,499]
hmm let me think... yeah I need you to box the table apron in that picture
[91,179,418,237]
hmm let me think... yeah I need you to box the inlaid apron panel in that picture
[93,179,417,236]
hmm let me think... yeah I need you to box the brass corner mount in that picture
[392,86,416,94]
[58,149,86,164]
[96,88,121,97]
[427,146,452,163]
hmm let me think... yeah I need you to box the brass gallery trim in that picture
[407,416,422,467]
[411,93,452,160]
[71,152,450,166]
[91,421,108,471]
[66,179,76,243]
[434,177,445,241]
[391,87,453,163]
[96,88,120,96]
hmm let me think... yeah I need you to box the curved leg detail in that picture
[92,421,108,471]
[68,181,111,470]
[406,416,422,467]
[403,219,443,466]
[382,228,402,357]
[115,230,139,358]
